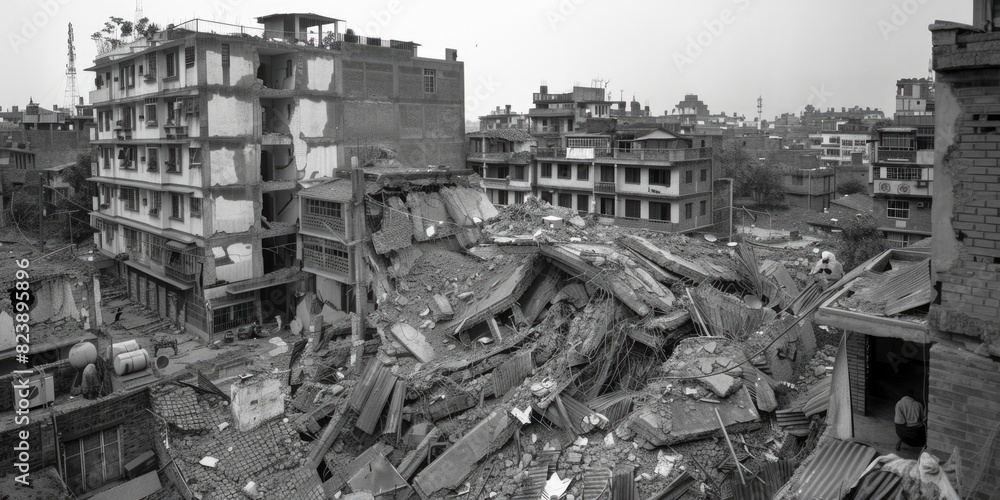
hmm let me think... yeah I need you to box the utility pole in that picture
[349,156,366,370]
[37,175,45,252]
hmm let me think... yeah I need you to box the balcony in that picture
[301,213,345,236]
[262,179,297,192]
[528,108,574,117]
[535,148,711,162]
[163,125,188,140]
[303,247,349,277]
[612,216,678,233]
[509,180,533,192]
[875,149,917,164]
[165,264,198,283]
[481,177,509,189]
[594,182,616,193]
[466,151,532,164]
[90,87,111,104]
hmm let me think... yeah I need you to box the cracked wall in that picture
[214,241,255,283]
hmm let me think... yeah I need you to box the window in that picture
[185,46,195,68]
[144,99,157,125]
[625,199,641,218]
[213,300,257,333]
[885,167,922,180]
[685,170,693,183]
[170,194,184,220]
[166,147,181,173]
[886,232,910,248]
[302,236,350,276]
[557,164,571,180]
[190,197,202,218]
[541,163,552,178]
[700,169,707,182]
[285,59,293,78]
[189,148,202,167]
[100,186,110,206]
[150,192,161,216]
[577,165,589,181]
[541,192,553,204]
[558,193,572,208]
[649,169,670,186]
[649,202,671,221]
[150,234,163,263]
[887,200,910,219]
[685,203,693,219]
[577,194,589,213]
[514,165,526,181]
[102,148,112,169]
[307,200,342,218]
[145,53,156,78]
[514,191,525,204]
[165,52,177,77]
[122,188,139,211]
[104,223,115,244]
[423,69,436,93]
[700,200,707,216]
[497,190,509,205]
[146,146,158,171]
[63,427,122,495]
[221,44,230,66]
[624,168,640,184]
[600,165,615,182]
[123,227,139,251]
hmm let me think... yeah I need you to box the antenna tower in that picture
[63,23,79,115]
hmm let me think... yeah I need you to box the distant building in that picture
[529,85,622,148]
[479,105,530,131]
[781,166,835,212]
[87,12,464,340]
[467,128,535,205]
[895,78,935,117]
[808,120,871,168]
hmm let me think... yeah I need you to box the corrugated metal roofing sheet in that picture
[731,459,794,500]
[581,467,612,500]
[792,440,878,500]
[846,470,902,500]
[803,376,832,417]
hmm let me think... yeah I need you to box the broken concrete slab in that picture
[432,294,455,320]
[698,373,740,398]
[619,235,712,282]
[388,323,435,363]
[412,408,519,497]
[440,186,499,226]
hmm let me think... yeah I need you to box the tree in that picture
[837,178,868,195]
[836,214,890,271]
[92,16,161,54]
[56,153,97,242]
[716,145,785,208]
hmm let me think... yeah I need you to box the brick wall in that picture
[926,344,1000,500]
[872,196,933,234]
[846,333,868,415]
[7,129,90,169]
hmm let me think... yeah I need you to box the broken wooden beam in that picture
[306,400,350,469]
[396,427,442,480]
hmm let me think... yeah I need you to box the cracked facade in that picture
[87,13,464,340]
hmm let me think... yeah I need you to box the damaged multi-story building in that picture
[87,13,464,339]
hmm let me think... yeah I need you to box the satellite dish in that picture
[744,295,763,309]
[704,234,718,242]
[727,242,738,247]
[156,356,170,369]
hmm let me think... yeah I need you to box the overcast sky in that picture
[0,1,972,121]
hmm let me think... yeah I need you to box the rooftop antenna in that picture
[63,23,78,116]
[757,96,763,130]
[135,0,143,28]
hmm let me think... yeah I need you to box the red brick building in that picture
[926,3,1000,497]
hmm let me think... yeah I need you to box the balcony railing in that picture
[481,177,509,189]
[535,147,712,162]
[533,92,574,103]
[302,213,345,235]
[164,19,418,53]
[594,182,616,193]
[613,216,678,233]
[303,248,349,276]
[163,125,188,139]
[875,149,917,163]
[467,151,533,164]
[165,264,197,283]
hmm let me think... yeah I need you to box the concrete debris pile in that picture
[165,198,882,499]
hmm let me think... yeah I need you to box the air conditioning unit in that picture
[149,208,159,216]
[879,182,891,193]
[100,203,110,209]
[917,202,927,209]
[917,180,929,188]
[12,374,54,410]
